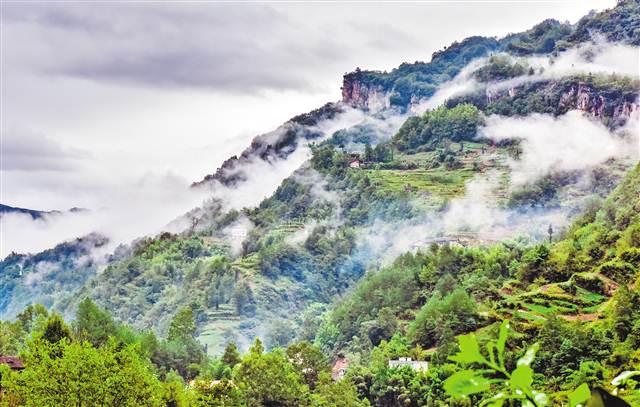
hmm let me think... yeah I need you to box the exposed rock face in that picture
[613,100,639,120]
[482,79,638,124]
[559,84,608,118]
[342,70,390,111]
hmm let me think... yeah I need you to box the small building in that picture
[349,158,361,168]
[332,356,350,380]
[0,356,24,371]
[388,357,428,372]
[0,356,24,394]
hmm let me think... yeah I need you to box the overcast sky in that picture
[0,1,621,256]
[1,0,618,211]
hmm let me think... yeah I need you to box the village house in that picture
[0,356,25,394]
[388,357,429,372]
[349,158,361,168]
[0,356,24,371]
[331,356,350,380]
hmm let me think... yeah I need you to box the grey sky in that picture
[0,0,618,255]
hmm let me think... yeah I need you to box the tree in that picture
[221,342,241,368]
[1,340,164,406]
[0,320,24,355]
[314,319,341,354]
[408,288,478,347]
[192,379,245,407]
[234,341,308,406]
[168,307,197,342]
[73,298,117,347]
[162,370,191,407]
[16,304,48,333]
[234,281,256,316]
[40,314,72,345]
[364,143,374,163]
[286,341,330,389]
[310,373,370,407]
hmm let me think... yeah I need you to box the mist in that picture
[410,40,639,114]
[480,110,639,186]
[0,173,209,258]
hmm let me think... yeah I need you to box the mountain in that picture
[1,2,639,405]
[0,204,52,219]
[0,204,87,220]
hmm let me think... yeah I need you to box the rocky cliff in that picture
[453,76,639,126]
[341,69,390,111]
[558,82,638,122]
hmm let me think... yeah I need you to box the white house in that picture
[388,357,429,372]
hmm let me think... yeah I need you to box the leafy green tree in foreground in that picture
[73,297,117,348]
[40,313,72,344]
[445,321,575,406]
[444,321,639,407]
[233,339,308,406]
[0,340,163,406]
[221,341,241,368]
[168,307,197,342]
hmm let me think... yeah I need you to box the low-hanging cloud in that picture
[197,106,381,212]
[411,57,488,114]
[0,172,210,258]
[411,40,639,114]
[479,110,639,185]
[358,173,575,264]
[485,40,640,95]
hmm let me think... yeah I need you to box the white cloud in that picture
[480,110,639,185]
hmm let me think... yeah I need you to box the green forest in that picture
[2,1,640,406]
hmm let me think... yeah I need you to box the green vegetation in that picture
[501,19,573,56]
[345,36,500,107]
[448,73,640,127]
[309,164,640,406]
[473,54,530,82]
[392,104,482,152]
[0,300,369,407]
[1,2,639,405]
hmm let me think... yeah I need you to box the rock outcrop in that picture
[479,79,638,125]
[342,69,390,111]
[559,83,607,118]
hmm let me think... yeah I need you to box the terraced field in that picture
[365,167,476,197]
[362,143,510,206]
[498,280,609,324]
[197,304,242,355]
[231,253,260,278]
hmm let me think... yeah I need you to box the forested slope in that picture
[1,2,639,405]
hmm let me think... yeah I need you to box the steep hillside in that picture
[1,0,638,360]
[313,164,640,406]
[342,0,640,111]
[0,233,109,317]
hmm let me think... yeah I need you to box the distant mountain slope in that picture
[1,0,638,358]
[0,233,109,318]
[0,204,55,219]
[342,0,640,111]
[191,103,344,188]
[0,204,87,219]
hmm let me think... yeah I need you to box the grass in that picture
[364,167,475,197]
[232,253,260,277]
[361,143,511,209]
[500,277,610,323]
